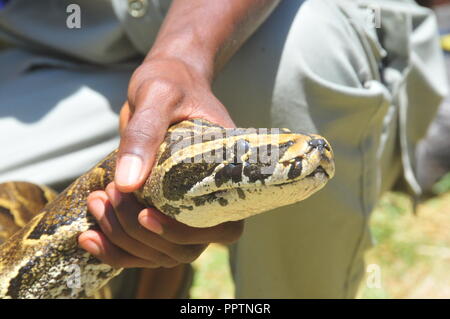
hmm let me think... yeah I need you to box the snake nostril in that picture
[308,138,329,151]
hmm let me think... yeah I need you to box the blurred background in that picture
[189,175,450,299]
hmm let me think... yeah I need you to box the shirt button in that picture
[128,0,148,18]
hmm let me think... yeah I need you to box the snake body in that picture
[0,119,334,298]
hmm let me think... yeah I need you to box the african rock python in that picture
[0,119,334,298]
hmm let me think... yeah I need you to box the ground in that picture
[190,173,450,299]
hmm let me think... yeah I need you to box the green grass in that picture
[190,174,450,299]
[433,172,450,195]
[190,244,234,298]
[358,173,450,298]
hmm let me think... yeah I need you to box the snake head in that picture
[275,133,335,185]
[143,121,336,227]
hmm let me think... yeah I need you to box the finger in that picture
[116,80,186,192]
[116,107,169,193]
[138,208,245,245]
[86,193,179,267]
[105,183,207,263]
[87,190,109,205]
[78,230,160,269]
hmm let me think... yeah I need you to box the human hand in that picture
[79,182,243,268]
[114,56,235,192]
[79,56,243,268]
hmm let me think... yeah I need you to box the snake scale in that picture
[0,119,335,298]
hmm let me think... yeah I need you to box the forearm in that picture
[146,0,281,83]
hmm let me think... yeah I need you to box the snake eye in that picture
[234,139,250,154]
[215,163,243,187]
[280,140,294,150]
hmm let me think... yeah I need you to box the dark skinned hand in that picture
[78,57,244,268]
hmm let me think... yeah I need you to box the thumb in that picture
[119,102,132,135]
[115,106,170,193]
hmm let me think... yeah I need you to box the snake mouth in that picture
[273,164,331,189]
[306,165,330,179]
[281,155,333,180]
[272,169,327,189]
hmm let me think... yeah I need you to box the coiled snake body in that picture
[0,119,334,298]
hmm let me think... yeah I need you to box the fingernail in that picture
[83,240,101,255]
[139,213,164,235]
[116,154,143,187]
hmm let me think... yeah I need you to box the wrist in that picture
[145,28,216,86]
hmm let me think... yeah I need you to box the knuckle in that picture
[134,77,184,107]
[146,77,177,95]
[120,109,166,151]
[122,124,157,145]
